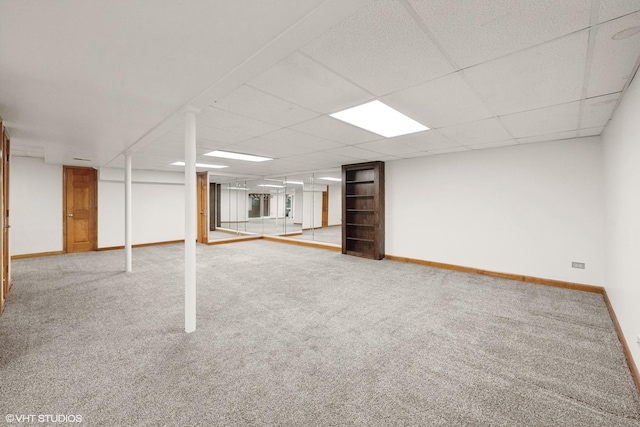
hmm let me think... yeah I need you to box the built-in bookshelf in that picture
[342,161,384,260]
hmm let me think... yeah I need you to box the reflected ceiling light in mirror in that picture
[227,187,248,191]
[319,177,342,182]
[330,100,429,138]
[204,150,272,162]
[257,184,285,188]
[171,161,228,169]
[285,180,304,185]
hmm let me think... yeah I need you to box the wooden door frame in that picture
[63,166,98,253]
[197,172,208,243]
[321,190,329,228]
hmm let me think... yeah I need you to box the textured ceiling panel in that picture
[382,72,494,128]
[437,118,513,146]
[407,0,591,68]
[392,131,461,152]
[587,12,640,97]
[356,136,429,156]
[212,85,319,127]
[464,31,588,115]
[598,0,640,23]
[301,0,453,95]
[500,101,580,138]
[225,137,318,159]
[260,128,345,151]
[516,130,577,144]
[199,107,280,138]
[290,115,381,145]
[325,145,387,160]
[578,126,605,137]
[247,51,372,114]
[580,93,620,129]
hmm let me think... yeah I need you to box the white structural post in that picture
[124,151,133,273]
[184,106,200,333]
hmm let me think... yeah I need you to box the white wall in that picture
[602,74,640,375]
[386,137,604,286]
[10,157,63,256]
[98,168,184,248]
[328,184,341,226]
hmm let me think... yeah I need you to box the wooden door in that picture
[64,167,97,253]
[2,125,9,296]
[321,190,328,228]
[197,172,208,243]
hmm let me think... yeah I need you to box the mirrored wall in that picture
[205,170,342,245]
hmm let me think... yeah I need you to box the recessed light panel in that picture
[204,150,272,162]
[171,161,228,169]
[319,177,342,182]
[330,100,429,138]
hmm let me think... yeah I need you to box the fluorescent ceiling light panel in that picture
[257,184,285,188]
[319,177,342,182]
[330,100,429,138]
[227,187,248,191]
[171,161,228,169]
[204,150,272,162]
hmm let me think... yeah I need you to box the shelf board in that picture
[346,237,374,242]
[345,195,374,198]
[346,209,374,212]
[346,180,374,184]
[346,223,374,227]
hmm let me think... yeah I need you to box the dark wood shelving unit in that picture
[342,161,384,260]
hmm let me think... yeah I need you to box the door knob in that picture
[68,213,74,217]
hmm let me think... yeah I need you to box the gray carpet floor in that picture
[1,241,639,426]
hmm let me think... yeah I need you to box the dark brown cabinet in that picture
[342,161,384,260]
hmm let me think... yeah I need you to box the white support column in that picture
[124,151,133,273]
[184,106,200,333]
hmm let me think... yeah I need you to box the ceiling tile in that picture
[467,140,518,150]
[260,128,345,151]
[392,130,461,152]
[500,101,580,138]
[290,115,381,145]
[407,0,591,68]
[356,136,427,156]
[437,118,513,146]
[301,0,454,95]
[587,12,640,97]
[326,145,390,161]
[464,31,588,115]
[247,51,373,114]
[598,0,640,23]
[225,137,317,159]
[516,130,578,144]
[580,93,620,129]
[382,72,494,128]
[212,85,319,127]
[197,125,251,146]
[199,107,280,137]
[429,146,472,155]
[578,126,605,137]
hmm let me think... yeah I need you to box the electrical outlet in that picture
[571,262,585,269]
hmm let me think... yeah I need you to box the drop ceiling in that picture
[2,0,640,182]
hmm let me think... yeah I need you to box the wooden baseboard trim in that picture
[11,250,66,260]
[263,235,341,251]
[602,290,640,394]
[97,240,185,251]
[207,235,263,245]
[385,255,604,294]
